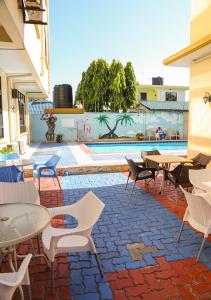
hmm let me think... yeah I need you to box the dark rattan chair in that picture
[164,163,201,190]
[125,157,156,195]
[191,153,211,168]
[141,150,162,175]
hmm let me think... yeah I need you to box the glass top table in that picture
[0,203,50,248]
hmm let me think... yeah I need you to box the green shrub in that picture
[0,145,13,154]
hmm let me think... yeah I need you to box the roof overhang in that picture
[163,34,211,67]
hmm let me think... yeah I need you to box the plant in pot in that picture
[176,130,180,140]
[136,132,144,141]
[56,134,63,143]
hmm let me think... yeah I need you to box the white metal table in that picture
[0,203,50,268]
[0,203,50,298]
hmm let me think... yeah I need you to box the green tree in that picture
[96,113,134,138]
[92,59,109,112]
[108,60,126,112]
[75,71,86,108]
[75,59,138,113]
[124,62,138,110]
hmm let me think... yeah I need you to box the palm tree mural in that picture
[96,114,134,138]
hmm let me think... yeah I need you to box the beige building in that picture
[164,0,211,157]
[0,0,50,152]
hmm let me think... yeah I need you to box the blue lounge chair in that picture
[33,155,61,191]
[0,165,24,182]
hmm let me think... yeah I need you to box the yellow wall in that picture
[187,0,211,157]
[188,56,211,157]
[139,87,157,100]
[190,0,211,43]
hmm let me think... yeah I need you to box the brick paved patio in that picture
[6,173,211,299]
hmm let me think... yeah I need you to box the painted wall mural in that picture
[40,113,57,141]
[31,111,187,142]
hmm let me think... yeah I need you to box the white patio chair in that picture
[0,254,32,300]
[0,182,40,205]
[42,191,105,291]
[178,186,211,261]
[189,168,211,194]
[166,128,176,140]
[145,129,155,140]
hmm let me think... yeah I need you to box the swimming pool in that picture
[85,141,187,153]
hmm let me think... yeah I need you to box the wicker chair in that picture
[164,164,201,198]
[125,157,156,195]
[141,150,162,175]
[191,153,211,168]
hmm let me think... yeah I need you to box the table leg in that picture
[159,163,172,195]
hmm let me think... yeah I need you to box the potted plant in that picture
[56,134,63,143]
[136,132,144,141]
[176,130,180,140]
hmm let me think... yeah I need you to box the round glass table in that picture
[0,203,50,248]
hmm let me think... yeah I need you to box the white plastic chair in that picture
[178,186,211,261]
[145,129,155,140]
[189,168,211,194]
[42,191,105,291]
[0,254,32,300]
[0,182,40,205]
[167,128,175,140]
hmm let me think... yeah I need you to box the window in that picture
[0,78,4,138]
[17,91,26,133]
[165,92,177,101]
[140,92,147,101]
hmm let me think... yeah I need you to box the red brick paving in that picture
[107,257,211,299]
[3,174,211,299]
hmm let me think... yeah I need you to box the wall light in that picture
[203,92,211,104]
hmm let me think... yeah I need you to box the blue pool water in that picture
[86,141,187,153]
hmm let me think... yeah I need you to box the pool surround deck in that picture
[22,141,187,177]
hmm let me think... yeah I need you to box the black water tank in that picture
[152,77,164,85]
[53,84,73,108]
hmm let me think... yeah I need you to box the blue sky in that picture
[49,0,191,98]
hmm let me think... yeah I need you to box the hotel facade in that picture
[0,0,50,151]
[164,0,211,157]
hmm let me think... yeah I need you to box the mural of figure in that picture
[40,113,57,141]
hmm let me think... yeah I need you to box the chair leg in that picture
[125,175,130,190]
[196,237,206,262]
[94,253,104,277]
[51,261,55,293]
[28,285,32,300]
[177,221,185,242]
[38,177,41,192]
[131,181,136,196]
[56,176,62,190]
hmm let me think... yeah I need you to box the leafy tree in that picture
[108,60,126,112]
[92,59,109,112]
[96,113,134,138]
[75,72,86,108]
[75,59,137,112]
[124,62,138,110]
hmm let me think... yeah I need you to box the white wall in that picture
[157,89,186,102]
